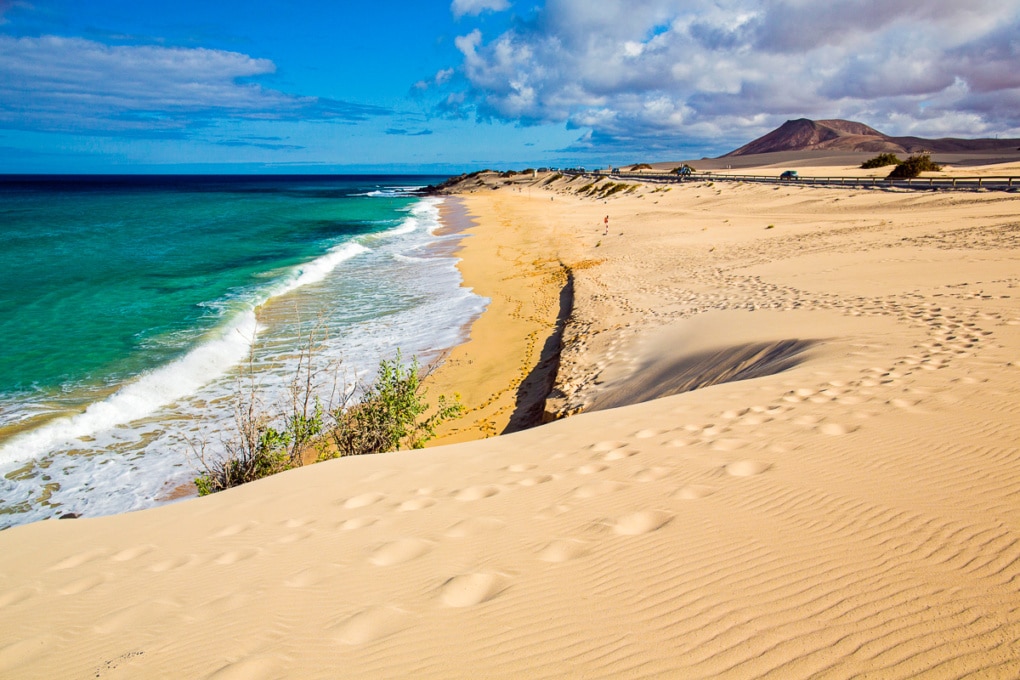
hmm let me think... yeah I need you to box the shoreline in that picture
[426,192,580,444]
[2,162,1020,677]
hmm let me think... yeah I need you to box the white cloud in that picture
[451,0,511,19]
[0,35,386,135]
[438,0,1020,152]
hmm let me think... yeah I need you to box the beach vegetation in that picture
[193,325,330,495]
[886,153,942,179]
[599,183,629,198]
[542,173,564,185]
[324,352,463,459]
[861,153,902,169]
[629,163,652,171]
[193,339,462,494]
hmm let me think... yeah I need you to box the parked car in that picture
[780,170,798,180]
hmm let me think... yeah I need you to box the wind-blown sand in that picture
[1,165,1019,678]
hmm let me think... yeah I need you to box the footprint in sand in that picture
[368,538,433,567]
[818,422,859,436]
[110,545,154,562]
[534,504,572,520]
[709,438,749,452]
[58,574,106,596]
[439,572,506,607]
[576,463,608,475]
[333,606,407,645]
[632,467,670,482]
[592,440,629,452]
[613,510,673,535]
[398,497,437,512]
[505,463,536,473]
[453,485,500,501]
[284,566,337,589]
[148,554,206,573]
[674,485,715,500]
[517,474,554,487]
[0,587,35,609]
[633,429,665,439]
[602,448,639,461]
[212,521,258,538]
[343,492,387,509]
[213,547,260,566]
[725,460,772,477]
[339,516,379,530]
[538,539,589,563]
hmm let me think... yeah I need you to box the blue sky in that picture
[2,0,1019,173]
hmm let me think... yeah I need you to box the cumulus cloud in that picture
[0,35,388,135]
[437,0,1020,153]
[451,0,511,19]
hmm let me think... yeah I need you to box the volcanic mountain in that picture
[723,118,1020,157]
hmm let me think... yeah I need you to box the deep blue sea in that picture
[0,175,483,527]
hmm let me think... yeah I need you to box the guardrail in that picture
[571,171,1019,192]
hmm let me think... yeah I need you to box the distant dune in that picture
[724,118,1020,156]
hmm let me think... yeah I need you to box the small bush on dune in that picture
[886,153,942,179]
[325,352,463,458]
[861,153,902,169]
[194,348,462,495]
[629,163,652,171]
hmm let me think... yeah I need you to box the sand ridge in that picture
[1,166,1019,678]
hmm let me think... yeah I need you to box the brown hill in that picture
[723,118,1020,157]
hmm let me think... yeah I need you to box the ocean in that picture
[0,175,483,528]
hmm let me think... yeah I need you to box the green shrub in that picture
[601,183,629,198]
[886,153,942,179]
[325,352,463,458]
[861,153,902,169]
[629,163,652,171]
[194,396,325,496]
[194,348,461,494]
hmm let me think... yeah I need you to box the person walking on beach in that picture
[604,215,609,235]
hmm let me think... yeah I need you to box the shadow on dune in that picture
[503,268,574,434]
[587,339,815,412]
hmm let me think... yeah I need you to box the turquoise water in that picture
[0,175,482,527]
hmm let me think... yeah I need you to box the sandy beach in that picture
[2,158,1020,678]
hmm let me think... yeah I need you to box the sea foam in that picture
[0,242,371,466]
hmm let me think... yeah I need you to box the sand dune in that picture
[1,166,1019,678]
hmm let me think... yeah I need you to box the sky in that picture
[1,0,1019,173]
